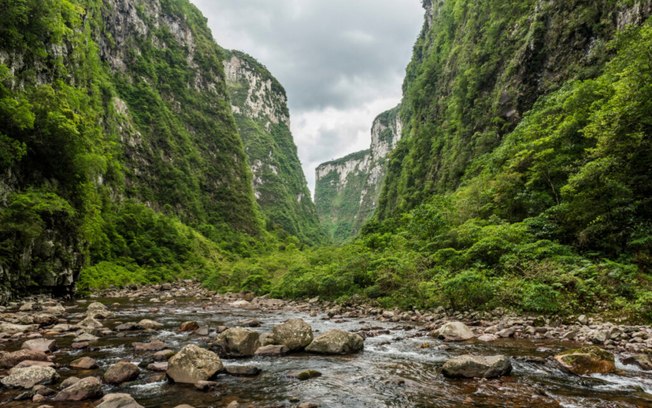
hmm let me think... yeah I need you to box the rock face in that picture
[0,0,262,300]
[315,106,402,241]
[442,355,513,378]
[54,376,103,401]
[224,51,323,245]
[271,319,314,351]
[305,329,364,355]
[214,328,261,357]
[166,345,223,384]
[555,347,616,375]
[1,366,59,389]
[103,361,141,385]
[436,322,475,341]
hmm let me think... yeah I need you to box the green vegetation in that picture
[205,7,652,322]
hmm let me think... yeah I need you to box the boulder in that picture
[60,376,81,388]
[441,355,512,378]
[96,393,144,408]
[147,362,168,372]
[133,340,167,352]
[436,322,475,341]
[272,319,313,351]
[229,300,257,310]
[166,345,223,384]
[22,338,56,353]
[225,365,261,377]
[138,319,163,330]
[0,322,38,335]
[53,376,103,401]
[554,347,616,375]
[13,360,55,369]
[86,302,112,319]
[305,329,364,355]
[215,328,260,357]
[1,366,59,389]
[622,354,652,371]
[179,321,199,332]
[73,332,99,343]
[103,361,140,385]
[288,370,322,381]
[70,357,98,370]
[255,345,288,356]
[78,316,103,330]
[0,349,49,368]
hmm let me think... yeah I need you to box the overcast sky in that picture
[191,0,424,193]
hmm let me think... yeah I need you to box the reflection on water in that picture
[1,296,650,407]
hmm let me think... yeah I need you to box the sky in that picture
[191,0,425,193]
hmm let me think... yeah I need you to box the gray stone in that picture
[306,329,364,355]
[442,355,512,378]
[103,361,140,385]
[53,376,103,401]
[166,344,223,384]
[21,338,56,353]
[215,327,260,357]
[96,393,144,408]
[272,319,313,351]
[1,366,59,389]
[436,322,475,341]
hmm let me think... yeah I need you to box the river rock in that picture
[229,300,257,310]
[305,329,364,355]
[153,349,176,361]
[1,366,59,389]
[14,360,55,369]
[0,322,38,335]
[255,345,288,356]
[166,344,223,384]
[133,340,167,352]
[554,346,616,375]
[73,332,99,343]
[70,357,98,370]
[477,334,499,342]
[96,393,144,408]
[147,362,168,372]
[60,376,81,388]
[225,365,261,377]
[53,376,103,401]
[436,322,475,341]
[272,319,313,351]
[87,302,112,319]
[215,328,261,357]
[289,370,322,381]
[622,354,652,370]
[179,321,199,332]
[78,316,103,330]
[0,349,49,368]
[33,314,58,326]
[103,361,140,385]
[138,319,163,330]
[442,355,512,378]
[22,338,56,353]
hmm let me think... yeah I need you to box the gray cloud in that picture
[191,0,424,192]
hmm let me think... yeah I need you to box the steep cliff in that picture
[0,0,262,300]
[223,51,324,244]
[315,106,401,241]
[379,0,652,219]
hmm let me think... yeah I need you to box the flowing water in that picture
[1,296,651,407]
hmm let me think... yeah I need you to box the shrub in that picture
[521,283,561,314]
[441,270,496,310]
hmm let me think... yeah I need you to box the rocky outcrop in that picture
[224,51,324,244]
[315,106,402,241]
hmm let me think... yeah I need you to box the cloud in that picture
[191,0,424,193]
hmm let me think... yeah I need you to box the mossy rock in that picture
[554,346,616,375]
